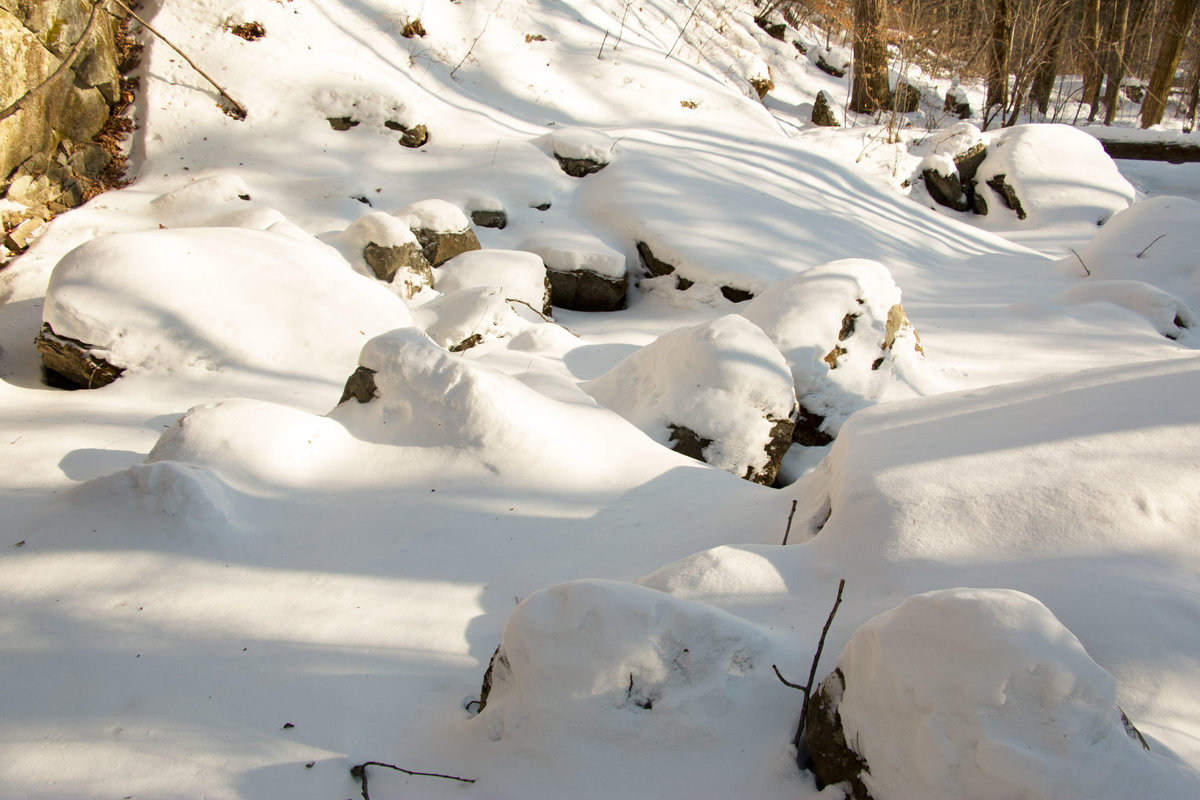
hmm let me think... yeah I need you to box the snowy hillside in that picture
[2,1,1200,798]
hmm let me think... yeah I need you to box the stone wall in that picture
[1,0,128,256]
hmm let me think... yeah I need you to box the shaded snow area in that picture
[1,1,1200,799]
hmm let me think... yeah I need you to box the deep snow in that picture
[2,1,1200,798]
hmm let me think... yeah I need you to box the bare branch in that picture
[781,499,799,545]
[350,760,475,800]
[793,578,846,750]
[1069,248,1092,277]
[772,663,807,691]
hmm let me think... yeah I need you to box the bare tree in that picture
[985,0,1013,121]
[1140,0,1200,126]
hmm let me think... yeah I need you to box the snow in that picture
[586,314,796,480]
[537,127,617,164]
[434,249,550,313]
[836,588,1200,800]
[3,0,1200,798]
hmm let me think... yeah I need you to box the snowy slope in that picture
[2,0,1200,798]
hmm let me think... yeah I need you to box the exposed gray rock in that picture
[338,366,378,404]
[546,267,627,312]
[412,226,481,267]
[804,668,873,800]
[36,323,123,389]
[363,241,432,292]
[326,116,359,130]
[922,165,967,212]
[812,90,841,127]
[470,209,507,229]
[720,286,754,303]
[385,119,429,148]
[986,173,1027,220]
[635,241,676,278]
[555,155,607,177]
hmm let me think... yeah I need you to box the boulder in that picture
[384,119,428,148]
[635,240,677,279]
[754,16,786,41]
[338,366,378,404]
[944,85,971,118]
[435,249,551,316]
[335,211,433,297]
[812,90,841,127]
[396,199,482,266]
[892,81,921,113]
[539,127,614,177]
[555,155,607,177]
[804,668,872,799]
[523,233,628,312]
[816,48,849,78]
[470,208,507,230]
[985,172,1027,220]
[586,315,798,486]
[36,323,123,389]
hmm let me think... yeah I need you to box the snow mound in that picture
[833,588,1200,800]
[412,286,531,351]
[435,249,550,314]
[1069,195,1200,314]
[478,579,768,744]
[312,86,415,128]
[395,199,471,234]
[976,124,1134,229]
[817,46,851,72]
[537,127,615,164]
[586,314,797,483]
[739,258,926,441]
[73,461,230,525]
[930,121,983,158]
[148,173,260,228]
[1058,280,1196,342]
[521,231,626,280]
[42,228,413,380]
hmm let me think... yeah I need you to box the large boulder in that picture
[523,232,628,312]
[39,227,414,385]
[586,315,797,485]
[812,91,842,128]
[816,47,850,78]
[805,588,1196,800]
[739,259,926,446]
[395,199,481,266]
[918,122,988,215]
[435,249,551,316]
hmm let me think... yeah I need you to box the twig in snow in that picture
[107,0,248,119]
[772,663,806,690]
[450,3,498,78]
[615,2,631,49]
[781,499,799,545]
[792,579,845,750]
[1137,234,1167,259]
[350,761,475,800]
[665,0,702,59]
[505,298,577,336]
[1069,248,1091,277]
[598,28,610,59]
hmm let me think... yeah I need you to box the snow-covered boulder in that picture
[816,47,850,78]
[39,227,414,387]
[435,249,551,315]
[919,123,987,214]
[1058,280,1196,342]
[330,211,433,297]
[1066,195,1200,322]
[975,124,1134,228]
[811,90,841,127]
[805,588,1198,800]
[538,127,615,177]
[586,315,797,485]
[522,232,628,312]
[411,287,529,352]
[395,199,481,266]
[477,579,768,744]
[739,259,925,445]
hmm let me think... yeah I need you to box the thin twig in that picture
[107,0,248,119]
[1069,248,1091,277]
[0,0,108,123]
[598,28,610,59]
[793,578,846,750]
[450,4,497,78]
[350,761,475,800]
[615,2,630,49]
[1137,234,1167,259]
[781,499,798,545]
[665,0,702,60]
[772,664,806,691]
[505,298,577,336]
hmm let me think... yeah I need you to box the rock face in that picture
[1,0,131,258]
[586,315,798,486]
[546,268,627,311]
[804,668,872,800]
[397,199,482,266]
[985,172,1027,220]
[36,323,124,389]
[920,137,989,215]
[812,91,841,127]
[363,242,432,293]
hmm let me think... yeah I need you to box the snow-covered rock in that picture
[586,315,797,485]
[816,47,850,77]
[807,588,1200,800]
[975,124,1134,229]
[435,249,551,315]
[40,227,413,382]
[412,286,529,352]
[739,259,925,445]
[395,199,482,266]
[1059,280,1195,342]
[522,232,627,311]
[328,211,432,297]
[477,579,769,744]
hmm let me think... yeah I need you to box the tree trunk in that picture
[849,0,891,113]
[1140,0,1200,127]
[1082,0,1103,112]
[1031,9,1069,116]
[986,0,1012,120]
[1101,0,1132,124]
